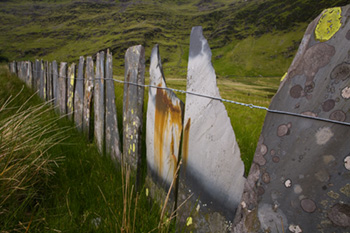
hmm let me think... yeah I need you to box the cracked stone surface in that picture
[178,26,245,232]
[233,5,350,233]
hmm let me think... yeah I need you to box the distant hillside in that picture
[0,0,348,77]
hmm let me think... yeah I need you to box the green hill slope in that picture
[0,0,348,77]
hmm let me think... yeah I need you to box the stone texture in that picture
[178,26,245,232]
[52,61,58,108]
[47,62,53,101]
[39,60,45,100]
[146,45,184,211]
[123,45,145,174]
[58,62,67,115]
[83,56,94,140]
[94,52,105,154]
[34,60,40,93]
[25,61,32,88]
[233,5,350,233]
[74,56,85,132]
[105,50,122,161]
[67,63,75,120]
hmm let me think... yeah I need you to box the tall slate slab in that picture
[35,60,40,93]
[39,60,45,100]
[123,45,145,172]
[52,61,58,108]
[105,50,122,161]
[94,52,105,154]
[74,56,84,131]
[67,63,75,120]
[10,61,16,74]
[26,61,32,88]
[83,56,94,140]
[146,45,184,211]
[44,61,49,100]
[58,62,67,115]
[178,26,246,232]
[233,5,350,233]
[47,62,53,101]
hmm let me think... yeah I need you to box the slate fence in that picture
[8,6,350,231]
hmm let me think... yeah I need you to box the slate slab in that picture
[94,52,105,154]
[74,56,84,132]
[105,49,122,161]
[146,44,184,212]
[52,61,58,108]
[83,56,94,140]
[233,5,350,233]
[58,62,67,115]
[67,63,75,120]
[178,26,245,232]
[123,45,145,174]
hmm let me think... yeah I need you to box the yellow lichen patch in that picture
[315,7,342,42]
[280,72,287,82]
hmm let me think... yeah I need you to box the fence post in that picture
[94,51,105,154]
[47,61,52,101]
[52,61,58,108]
[105,49,122,161]
[83,56,94,140]
[123,45,145,178]
[67,63,75,120]
[58,62,67,115]
[26,61,33,89]
[177,26,245,232]
[35,60,40,93]
[233,6,350,232]
[74,56,85,131]
[146,44,184,214]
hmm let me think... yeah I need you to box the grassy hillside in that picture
[0,0,348,77]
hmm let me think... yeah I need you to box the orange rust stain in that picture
[154,87,182,177]
[182,118,191,167]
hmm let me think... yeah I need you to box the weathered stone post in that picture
[58,62,67,115]
[123,45,145,175]
[177,26,245,232]
[39,60,45,100]
[67,63,75,120]
[232,5,350,233]
[83,56,94,140]
[52,61,58,108]
[94,51,105,154]
[105,49,122,161]
[74,56,85,132]
[26,61,32,88]
[35,60,40,93]
[47,62,53,101]
[146,44,184,213]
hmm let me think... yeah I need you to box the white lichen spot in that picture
[196,204,200,212]
[289,224,302,233]
[315,127,334,145]
[241,201,247,208]
[294,184,303,194]
[344,156,350,170]
[285,179,292,188]
[341,87,350,99]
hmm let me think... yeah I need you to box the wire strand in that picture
[19,68,350,127]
